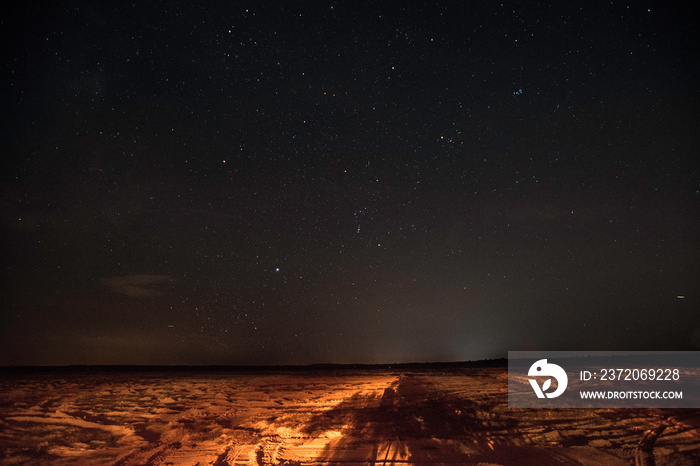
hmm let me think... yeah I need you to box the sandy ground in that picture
[0,368,698,465]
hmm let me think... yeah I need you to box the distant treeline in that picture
[0,358,507,374]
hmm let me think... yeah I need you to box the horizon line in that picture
[0,358,508,371]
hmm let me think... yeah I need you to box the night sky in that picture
[1,1,698,366]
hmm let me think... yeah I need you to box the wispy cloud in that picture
[100,274,175,298]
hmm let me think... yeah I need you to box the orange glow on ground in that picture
[0,369,698,465]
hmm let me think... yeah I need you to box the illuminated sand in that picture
[1,368,698,465]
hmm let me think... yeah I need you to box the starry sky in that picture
[1,1,698,366]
